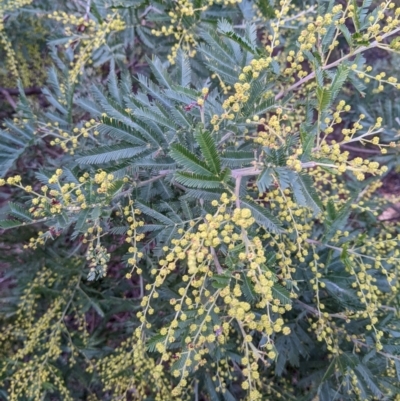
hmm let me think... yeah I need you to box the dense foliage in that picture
[1,0,400,400]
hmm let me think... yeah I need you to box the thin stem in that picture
[218,131,233,146]
[275,26,400,100]
[85,0,91,17]
[0,88,17,109]
[200,106,205,126]
[234,176,242,209]
[305,238,397,262]
[210,246,223,274]
[281,6,315,24]
[231,167,262,179]
[352,339,400,362]
[340,144,382,154]
[137,172,170,187]
[296,300,349,321]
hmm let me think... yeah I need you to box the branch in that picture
[352,339,400,362]
[280,6,316,25]
[296,300,349,321]
[136,172,170,188]
[210,246,223,274]
[0,86,42,96]
[140,5,162,18]
[275,26,400,101]
[305,238,396,262]
[0,88,17,109]
[230,161,321,179]
[231,166,262,179]
[85,0,91,17]
[340,144,383,154]
[218,131,233,146]
[234,175,242,209]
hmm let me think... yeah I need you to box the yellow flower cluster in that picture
[98,334,172,400]
[298,14,333,49]
[0,268,81,401]
[0,168,119,218]
[93,170,115,193]
[351,64,400,93]
[0,0,34,80]
[363,1,400,42]
[123,200,145,277]
[247,110,293,149]
[212,61,274,130]
[150,0,242,64]
[306,109,391,181]
[291,1,400,69]
[264,0,291,55]
[40,119,100,155]
[0,169,125,276]
[309,314,342,354]
[49,11,125,83]
[134,193,292,399]
[86,240,110,278]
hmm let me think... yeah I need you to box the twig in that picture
[275,26,400,100]
[296,300,349,321]
[199,106,205,125]
[218,131,233,146]
[352,339,400,362]
[210,246,223,274]
[85,0,91,17]
[306,239,387,262]
[379,305,398,313]
[139,275,144,299]
[234,176,242,209]
[0,86,42,96]
[230,161,321,179]
[234,174,252,252]
[0,88,17,109]
[341,144,383,154]
[136,172,170,188]
[280,6,315,24]
[231,166,262,179]
[139,5,162,18]
[172,181,187,191]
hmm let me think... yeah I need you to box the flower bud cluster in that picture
[48,11,125,83]
[124,200,145,278]
[135,193,293,398]
[150,0,241,64]
[42,119,99,155]
[0,268,79,401]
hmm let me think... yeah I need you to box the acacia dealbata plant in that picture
[1,0,400,400]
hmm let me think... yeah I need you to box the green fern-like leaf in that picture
[8,202,34,222]
[0,123,34,177]
[331,65,350,102]
[272,283,292,305]
[317,88,333,112]
[218,20,261,56]
[195,129,221,175]
[170,143,214,175]
[135,200,175,226]
[292,173,323,216]
[99,116,147,145]
[239,198,283,233]
[76,144,149,165]
[221,150,254,168]
[0,219,29,229]
[175,172,223,189]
